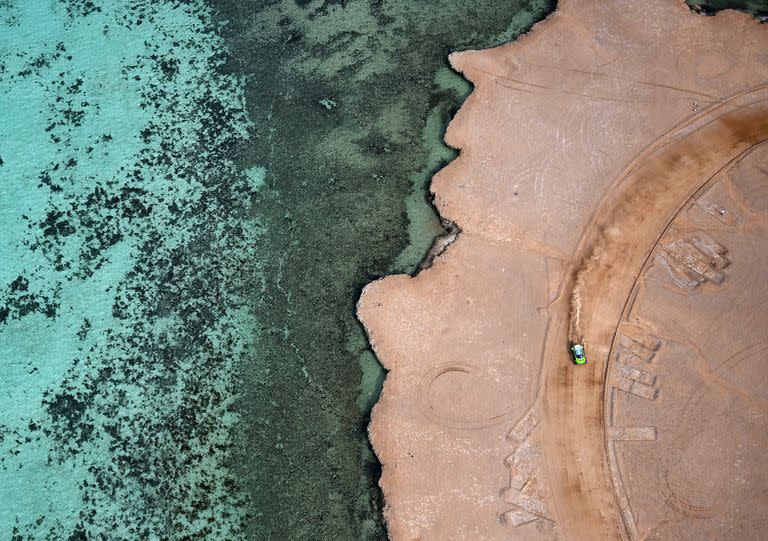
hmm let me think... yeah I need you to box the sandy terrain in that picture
[357,1,768,539]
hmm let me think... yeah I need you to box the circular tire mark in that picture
[418,362,522,429]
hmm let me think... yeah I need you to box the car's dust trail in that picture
[568,233,606,344]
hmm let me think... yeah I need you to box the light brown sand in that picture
[358,1,768,539]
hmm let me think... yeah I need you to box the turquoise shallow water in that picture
[1,0,762,539]
[0,1,258,537]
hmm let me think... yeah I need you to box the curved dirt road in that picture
[541,92,768,540]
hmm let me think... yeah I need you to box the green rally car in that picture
[571,343,587,365]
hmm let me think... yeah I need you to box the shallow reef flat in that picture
[0,1,258,537]
[211,1,557,539]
